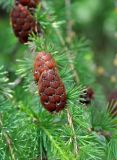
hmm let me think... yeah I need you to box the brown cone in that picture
[11,4,40,43]
[38,69,66,112]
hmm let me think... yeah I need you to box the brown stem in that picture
[66,108,79,156]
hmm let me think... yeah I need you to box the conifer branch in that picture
[2,1,117,159]
[41,126,72,160]
[66,108,79,156]
[0,114,16,160]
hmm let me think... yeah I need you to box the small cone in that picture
[11,4,40,43]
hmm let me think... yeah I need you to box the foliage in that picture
[0,0,117,160]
